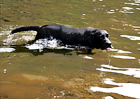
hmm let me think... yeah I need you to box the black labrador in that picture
[11,24,113,50]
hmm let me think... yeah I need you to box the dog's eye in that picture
[106,34,109,38]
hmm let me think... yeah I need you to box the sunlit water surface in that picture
[0,0,140,98]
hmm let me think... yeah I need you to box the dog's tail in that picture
[10,26,40,34]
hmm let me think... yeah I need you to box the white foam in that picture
[97,64,140,78]
[25,38,59,50]
[25,38,90,51]
[90,78,140,99]
[3,35,14,45]
[0,31,10,36]
[0,48,15,52]
[21,36,34,41]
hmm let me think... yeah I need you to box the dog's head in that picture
[87,28,113,50]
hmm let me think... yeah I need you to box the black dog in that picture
[11,24,113,50]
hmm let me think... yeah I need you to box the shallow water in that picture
[0,0,140,98]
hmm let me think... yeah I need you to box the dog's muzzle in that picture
[104,38,113,50]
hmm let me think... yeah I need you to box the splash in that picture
[25,37,91,51]
[25,38,74,51]
[25,38,58,50]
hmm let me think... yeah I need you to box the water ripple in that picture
[97,64,140,78]
[90,78,140,99]
[120,35,140,40]
[111,55,136,59]
[110,48,132,53]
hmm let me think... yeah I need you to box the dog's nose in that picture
[105,40,113,46]
[106,42,112,46]
[105,38,113,47]
[106,43,114,48]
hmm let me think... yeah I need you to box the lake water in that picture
[0,0,140,98]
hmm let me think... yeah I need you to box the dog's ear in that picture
[86,27,98,35]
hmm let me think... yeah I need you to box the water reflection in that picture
[134,0,140,3]
[83,56,93,60]
[103,96,114,99]
[124,2,140,6]
[90,78,140,99]
[22,74,49,81]
[3,69,7,74]
[105,0,140,14]
[97,64,140,78]
[111,55,136,59]
[110,48,132,53]
[0,48,15,52]
[120,7,134,14]
[109,48,136,59]
[120,35,140,40]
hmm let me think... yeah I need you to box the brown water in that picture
[0,0,140,98]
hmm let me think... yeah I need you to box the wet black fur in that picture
[11,24,112,50]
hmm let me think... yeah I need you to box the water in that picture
[0,0,140,98]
